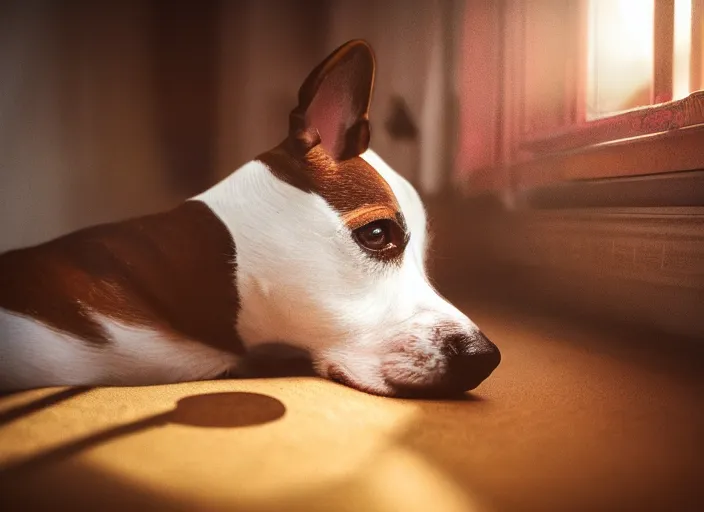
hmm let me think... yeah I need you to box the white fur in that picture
[0,308,238,390]
[195,149,478,395]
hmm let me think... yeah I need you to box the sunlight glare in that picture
[674,0,693,100]
[587,0,655,119]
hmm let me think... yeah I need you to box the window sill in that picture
[520,91,704,155]
[459,123,704,195]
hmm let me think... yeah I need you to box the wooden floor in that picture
[0,299,702,512]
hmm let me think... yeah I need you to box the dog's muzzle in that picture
[382,330,501,396]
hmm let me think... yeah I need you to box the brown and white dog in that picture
[0,40,500,396]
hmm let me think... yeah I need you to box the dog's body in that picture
[0,41,500,396]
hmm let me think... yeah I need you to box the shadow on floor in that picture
[0,461,194,512]
[0,391,285,480]
[0,391,491,512]
[0,387,93,427]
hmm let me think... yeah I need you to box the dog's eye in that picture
[356,222,389,250]
[353,219,404,253]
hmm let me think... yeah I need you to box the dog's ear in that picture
[289,39,375,160]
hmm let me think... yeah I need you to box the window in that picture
[587,0,702,119]
[455,0,704,195]
[587,0,655,119]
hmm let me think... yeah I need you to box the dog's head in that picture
[216,40,500,396]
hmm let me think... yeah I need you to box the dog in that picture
[0,40,500,396]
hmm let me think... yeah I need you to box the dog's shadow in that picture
[0,391,286,479]
[233,342,317,379]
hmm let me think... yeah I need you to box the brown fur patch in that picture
[258,141,406,233]
[0,201,243,354]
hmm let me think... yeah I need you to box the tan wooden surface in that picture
[0,300,702,511]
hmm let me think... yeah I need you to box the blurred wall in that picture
[324,0,460,195]
[214,0,327,177]
[0,0,456,253]
[0,1,179,253]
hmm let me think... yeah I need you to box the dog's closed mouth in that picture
[327,365,364,390]
[326,365,390,397]
[326,364,472,399]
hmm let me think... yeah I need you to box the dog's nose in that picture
[442,331,501,391]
